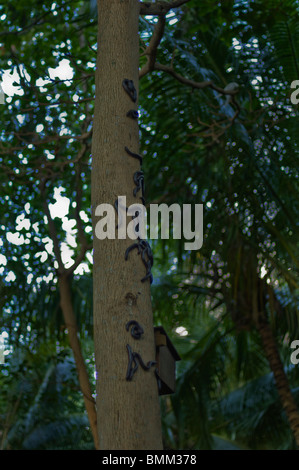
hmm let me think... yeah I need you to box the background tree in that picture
[0,0,98,448]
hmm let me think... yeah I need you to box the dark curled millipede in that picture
[125,344,157,381]
[133,170,145,203]
[126,109,139,120]
[122,78,137,103]
[125,146,143,166]
[126,320,144,340]
[125,238,153,284]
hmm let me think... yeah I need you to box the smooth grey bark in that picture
[91,0,163,450]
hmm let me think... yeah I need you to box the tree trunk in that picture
[91,0,163,449]
[258,319,299,447]
[58,274,99,450]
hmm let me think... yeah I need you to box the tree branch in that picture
[140,0,190,15]
[152,62,239,96]
[139,15,166,78]
[64,159,92,277]
[40,179,65,274]
[40,173,91,278]
[65,244,92,277]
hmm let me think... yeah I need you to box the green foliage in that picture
[140,0,299,449]
[0,342,95,449]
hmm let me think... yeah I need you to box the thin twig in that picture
[153,62,239,96]
[139,15,166,78]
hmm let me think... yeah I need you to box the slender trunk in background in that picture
[59,274,99,449]
[258,319,299,447]
[91,0,163,449]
